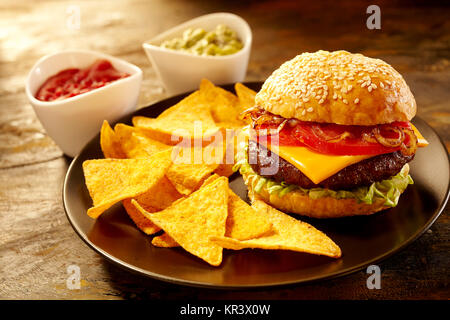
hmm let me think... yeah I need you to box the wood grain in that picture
[0,0,448,299]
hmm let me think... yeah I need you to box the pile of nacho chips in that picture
[82,80,341,266]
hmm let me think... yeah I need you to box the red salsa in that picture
[35,59,130,101]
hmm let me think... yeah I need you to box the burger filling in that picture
[233,107,427,207]
[248,139,414,190]
[234,141,413,207]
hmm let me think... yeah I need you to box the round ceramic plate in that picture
[63,82,449,289]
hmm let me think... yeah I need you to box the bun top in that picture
[255,50,416,125]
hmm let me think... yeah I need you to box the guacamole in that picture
[160,24,243,56]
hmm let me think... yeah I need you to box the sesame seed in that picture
[343,99,348,104]
[361,82,367,88]
[379,82,384,88]
[307,107,314,112]
[354,98,359,104]
[333,93,338,99]
[301,109,306,116]
[368,86,373,92]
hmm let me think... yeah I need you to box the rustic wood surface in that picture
[0,0,448,300]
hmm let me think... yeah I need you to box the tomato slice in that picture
[254,121,411,156]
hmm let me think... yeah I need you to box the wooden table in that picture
[1,0,448,299]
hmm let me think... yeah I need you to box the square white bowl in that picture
[143,12,252,96]
[25,50,143,157]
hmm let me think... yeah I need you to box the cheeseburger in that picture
[237,50,428,218]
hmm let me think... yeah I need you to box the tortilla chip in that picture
[100,120,126,159]
[199,173,221,187]
[152,233,179,248]
[167,142,225,195]
[226,191,273,240]
[83,150,172,218]
[210,200,342,258]
[214,133,238,177]
[132,90,219,142]
[214,164,234,177]
[114,123,171,158]
[122,170,181,234]
[126,122,179,146]
[235,83,257,113]
[199,79,244,129]
[201,175,273,240]
[148,175,272,247]
[132,177,229,266]
[135,175,182,210]
[167,163,216,195]
[200,79,239,104]
[122,199,160,235]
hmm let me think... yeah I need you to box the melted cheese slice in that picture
[264,143,372,184]
[411,124,429,147]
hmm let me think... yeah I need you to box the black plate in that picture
[63,82,449,288]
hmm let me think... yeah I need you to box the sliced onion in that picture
[274,119,288,133]
[311,125,352,142]
[362,132,378,144]
[326,131,352,143]
[243,108,287,130]
[400,128,417,156]
[373,127,404,147]
[240,106,260,122]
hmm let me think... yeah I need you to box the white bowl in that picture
[25,50,143,157]
[143,12,252,96]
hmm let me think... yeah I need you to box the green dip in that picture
[160,24,244,56]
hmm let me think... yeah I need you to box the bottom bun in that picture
[243,172,396,218]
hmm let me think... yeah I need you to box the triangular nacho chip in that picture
[166,143,226,195]
[226,191,273,240]
[235,83,257,113]
[152,233,179,248]
[132,90,219,142]
[199,79,244,129]
[83,150,172,218]
[114,123,171,158]
[122,175,183,235]
[122,199,160,235]
[202,175,273,240]
[200,79,239,105]
[210,200,342,258]
[167,163,216,195]
[100,120,126,159]
[132,177,229,266]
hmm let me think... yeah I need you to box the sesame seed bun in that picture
[255,50,416,125]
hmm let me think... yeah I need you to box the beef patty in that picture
[248,139,414,190]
